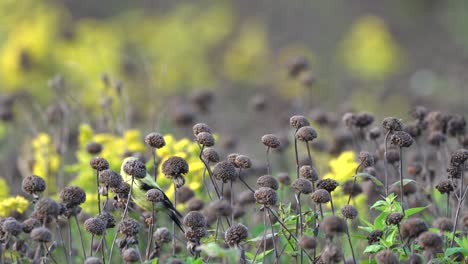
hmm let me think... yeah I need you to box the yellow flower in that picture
[0,196,29,217]
[0,178,10,200]
[31,133,60,194]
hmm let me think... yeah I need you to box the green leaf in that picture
[354,173,383,186]
[391,179,415,187]
[370,200,387,210]
[255,249,274,262]
[247,233,275,242]
[199,242,238,258]
[358,226,374,233]
[359,216,374,229]
[374,212,389,230]
[364,245,385,254]
[445,247,468,257]
[404,206,429,217]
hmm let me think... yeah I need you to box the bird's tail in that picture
[160,188,185,233]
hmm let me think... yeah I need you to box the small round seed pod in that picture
[3,219,23,236]
[98,212,115,229]
[185,227,207,242]
[311,189,331,203]
[291,178,313,194]
[187,198,204,211]
[227,153,239,164]
[225,223,248,246]
[450,148,468,166]
[447,114,466,136]
[173,175,186,189]
[190,90,214,113]
[418,232,442,250]
[84,217,106,236]
[435,179,455,194]
[277,172,291,186]
[99,169,122,188]
[321,244,343,263]
[367,230,383,244]
[447,166,461,179]
[22,175,46,195]
[426,111,445,131]
[122,248,140,263]
[375,249,398,264]
[196,132,215,147]
[257,175,279,190]
[386,212,404,225]
[254,187,277,207]
[111,182,131,197]
[118,218,141,237]
[404,121,422,138]
[212,161,236,183]
[176,186,195,203]
[290,115,310,129]
[298,235,316,251]
[146,189,164,203]
[33,197,60,221]
[162,156,189,178]
[144,133,166,149]
[172,106,195,127]
[233,206,246,219]
[401,218,428,239]
[238,190,256,206]
[411,106,427,121]
[153,227,172,245]
[261,134,280,148]
[358,151,374,167]
[316,179,339,192]
[123,159,147,179]
[211,200,232,217]
[59,186,86,208]
[183,211,206,228]
[355,112,375,128]
[390,131,413,148]
[31,227,52,243]
[428,131,446,147]
[342,180,363,197]
[341,205,358,219]
[89,157,109,171]
[84,257,103,264]
[433,217,453,232]
[192,123,211,136]
[408,254,423,264]
[22,218,41,233]
[295,126,317,142]
[321,216,346,238]
[342,112,357,128]
[234,155,252,169]
[382,117,403,132]
[385,149,400,164]
[369,127,381,140]
[286,56,308,77]
[299,165,318,182]
[202,148,219,163]
[86,142,103,155]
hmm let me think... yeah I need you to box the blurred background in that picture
[0,0,467,191]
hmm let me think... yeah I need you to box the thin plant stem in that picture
[345,220,357,264]
[330,196,335,215]
[74,214,87,259]
[146,202,155,260]
[55,222,69,263]
[267,208,297,241]
[108,178,134,263]
[447,193,450,218]
[397,225,407,256]
[90,234,94,257]
[398,147,405,215]
[450,185,468,248]
[96,170,101,215]
[43,243,58,264]
[262,210,267,264]
[230,180,234,224]
[348,164,362,205]
[198,145,221,199]
[152,149,158,181]
[294,129,299,179]
[173,183,177,256]
[202,167,213,201]
[266,147,271,175]
[239,176,254,193]
[68,219,73,260]
[383,131,391,197]
[319,204,324,219]
[268,210,278,264]
[100,236,106,264]
[295,193,303,264]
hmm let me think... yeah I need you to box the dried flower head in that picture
[257,175,279,190]
[118,218,141,237]
[277,172,291,186]
[433,217,453,232]
[382,117,403,132]
[342,180,363,197]
[411,106,427,121]
[355,112,375,128]
[311,189,331,203]
[196,132,215,147]
[183,211,207,228]
[450,148,468,166]
[401,218,428,239]
[390,131,413,148]
[298,235,317,250]
[418,231,442,250]
[111,182,131,197]
[291,178,313,194]
[385,149,400,164]
[295,126,317,142]
[122,248,140,263]
[211,200,232,216]
[375,249,398,264]
[144,133,166,149]
[447,114,466,137]
[261,134,281,148]
[32,197,60,222]
[98,212,115,229]
[185,227,207,243]
[99,169,122,188]
[162,156,189,178]
[22,218,41,233]
[367,230,383,245]
[153,227,172,245]
[299,165,318,181]
[59,186,86,208]
[192,123,211,136]
[234,155,252,169]
[84,257,103,264]
[358,151,374,167]
[187,198,204,211]
[89,157,109,171]
[435,179,455,194]
[146,189,164,203]
[202,148,219,163]
[404,121,422,138]
[123,159,147,179]
[84,217,106,235]
[86,142,103,155]
[31,227,52,243]
[369,127,381,140]
[2,219,22,236]
[286,56,308,77]
[428,131,446,147]
[254,187,278,207]
[320,244,343,263]
[290,115,310,129]
[342,112,357,128]
[225,223,248,246]
[316,178,339,192]
[22,175,46,195]
[341,205,358,219]
[321,216,346,237]
[386,212,404,225]
[212,161,236,182]
[176,186,195,203]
